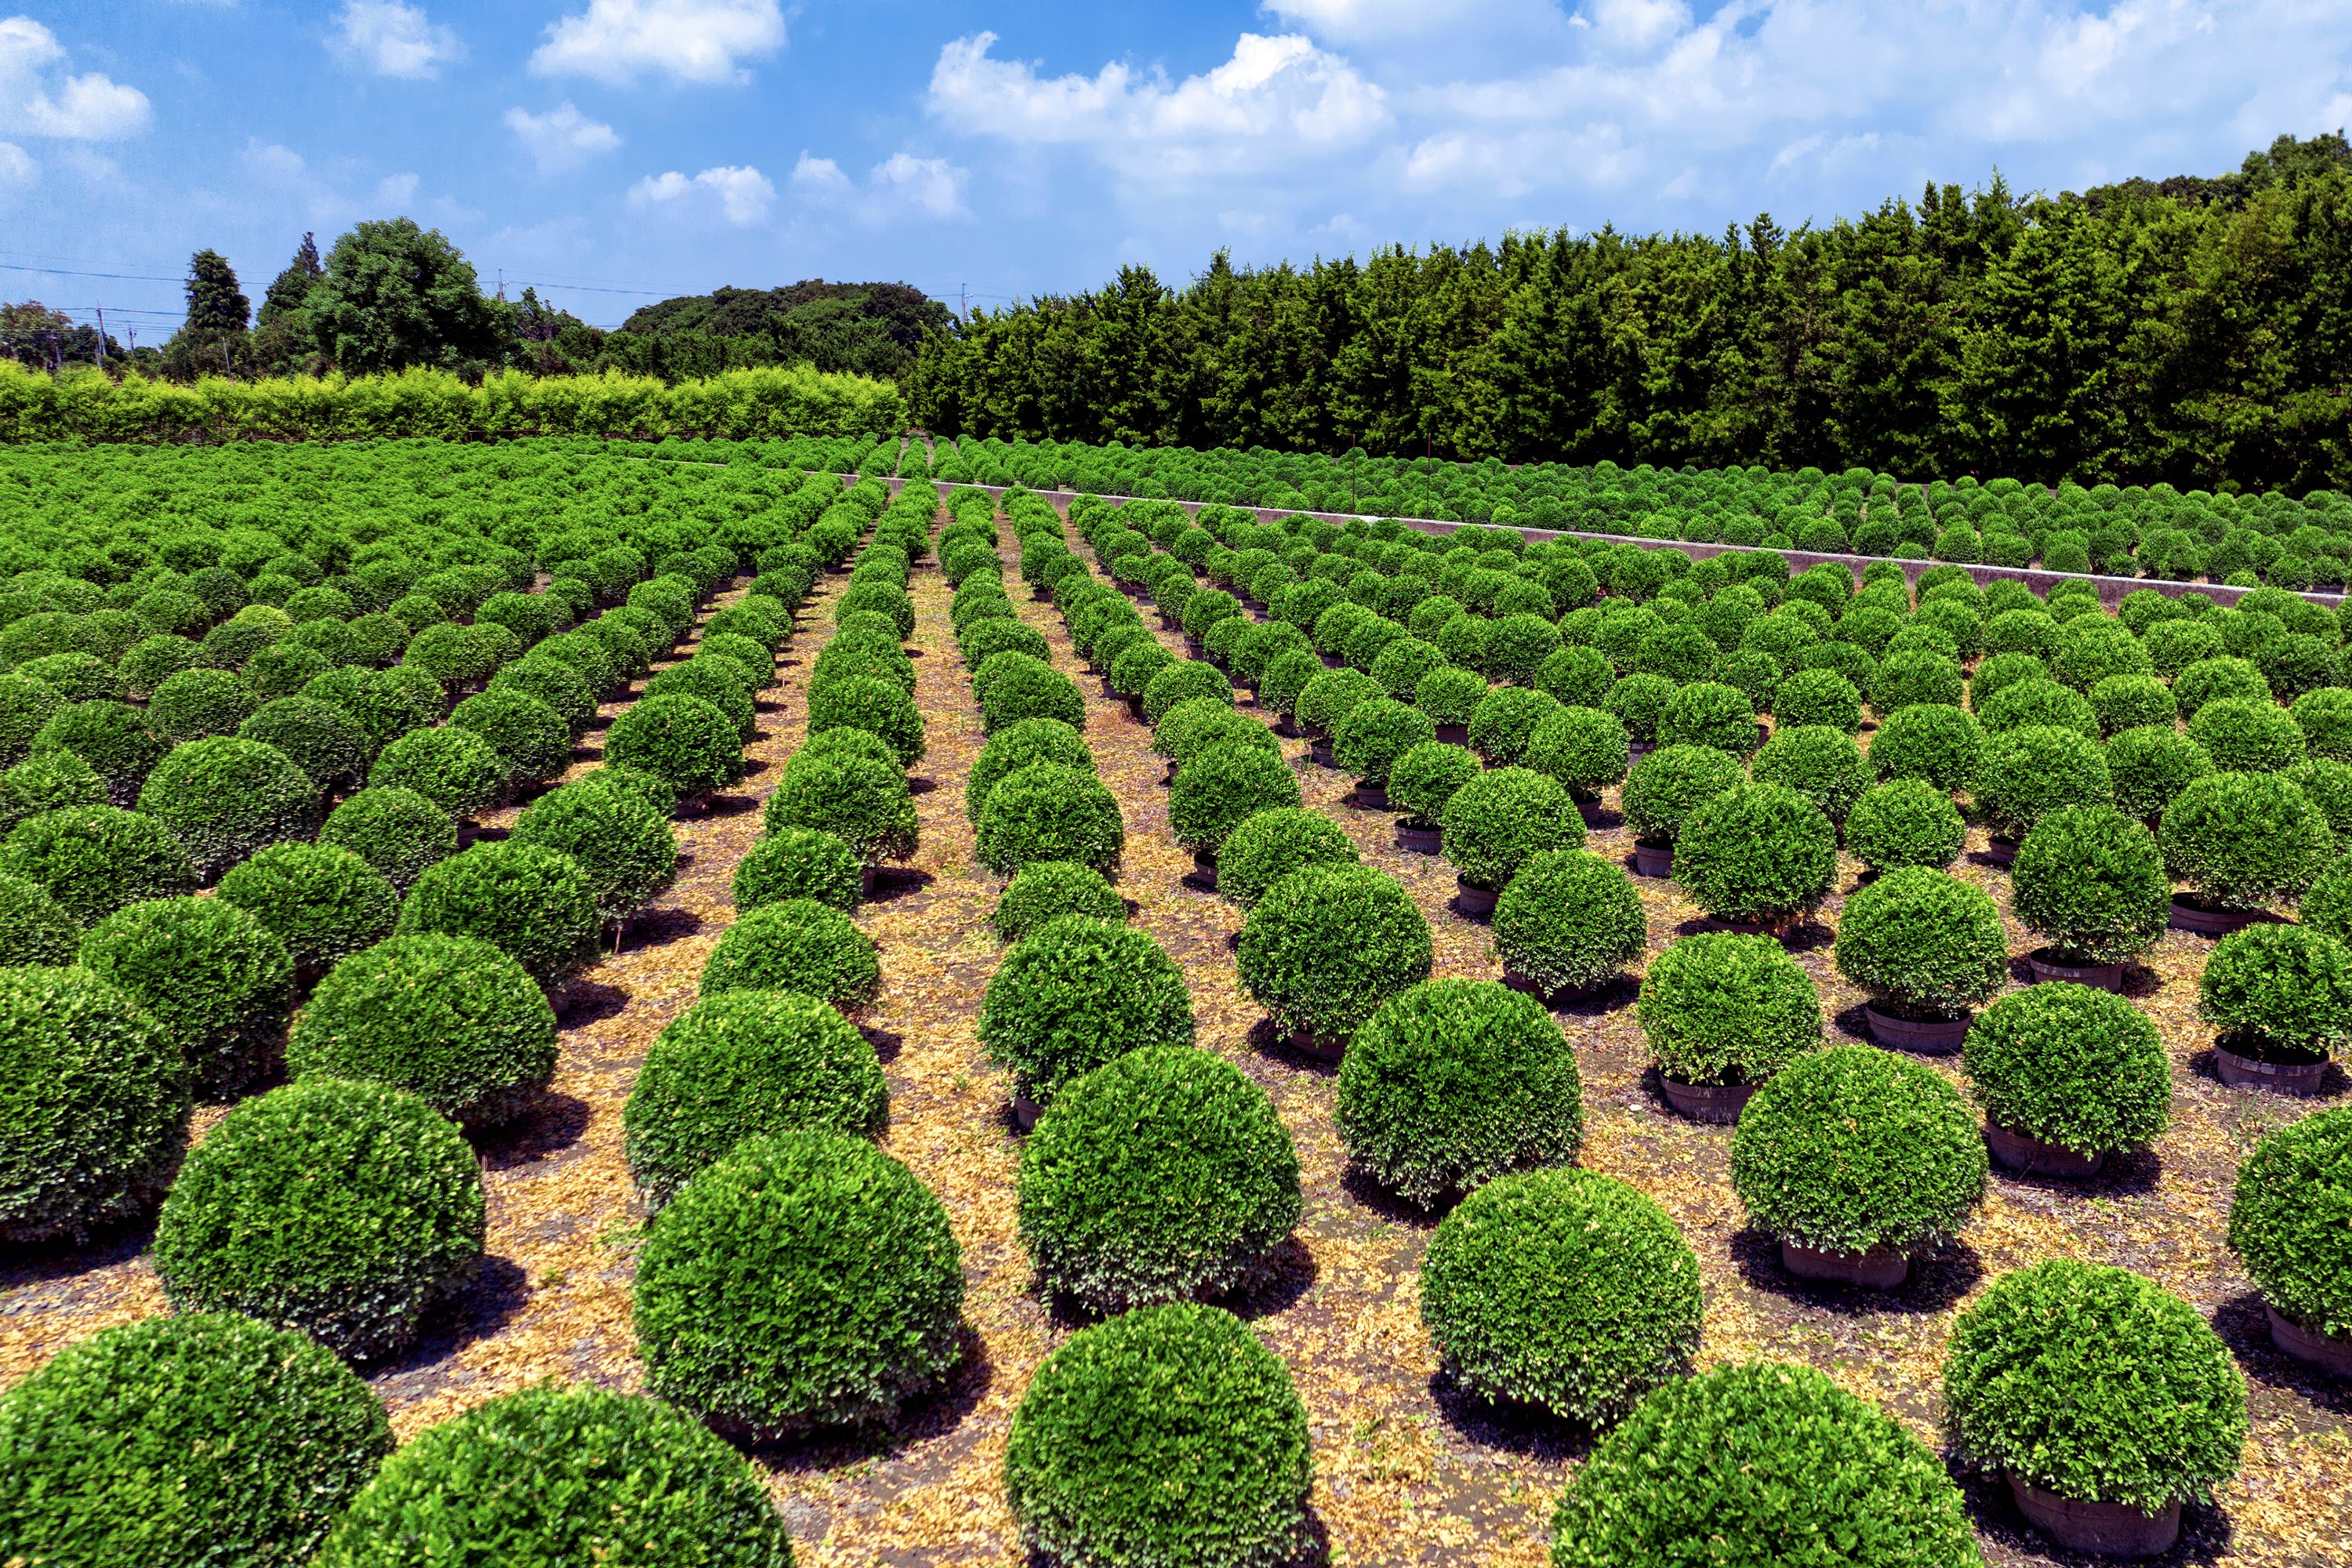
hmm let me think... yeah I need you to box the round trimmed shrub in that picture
[623,991,887,1209]
[980,656,1086,735]
[137,735,318,879]
[1975,724,2111,840]
[699,898,880,1010]
[976,762,1124,876]
[2161,771,2332,909]
[1370,636,1448,704]
[1672,782,1835,924]
[1619,742,1744,848]
[79,895,293,1098]
[993,859,1124,942]
[216,842,401,972]
[1844,779,1965,871]
[1143,659,1235,728]
[449,688,572,784]
[0,965,187,1243]
[1944,1260,2246,1515]
[1730,1044,1987,1257]
[2011,805,2168,964]
[644,660,755,742]
[2198,922,2352,1055]
[1441,765,1583,891]
[1867,702,1984,793]
[1019,1046,1300,1310]
[807,674,924,765]
[18,652,122,702]
[492,654,598,737]
[2290,687,2352,763]
[1637,932,1819,1087]
[1469,684,1563,765]
[510,779,677,925]
[0,1312,394,1568]
[0,869,78,965]
[1869,649,1964,716]
[2106,724,2215,820]
[1171,743,1303,855]
[633,1131,960,1436]
[31,700,168,805]
[288,933,556,1126]
[1978,677,2099,739]
[1155,699,1278,771]
[1216,807,1360,909]
[980,915,1192,1105]
[239,696,368,792]
[1657,681,1759,753]
[1256,648,1323,720]
[734,826,863,913]
[1772,666,1863,733]
[1422,1168,1697,1421]
[1238,863,1431,1043]
[966,717,1094,822]
[1388,739,1479,827]
[2230,1108,2352,1339]
[604,693,746,797]
[1335,978,1584,1205]
[397,841,599,984]
[1547,1362,1980,1568]
[153,1077,485,1361]
[1493,848,1645,996]
[766,751,918,865]
[1005,1302,1310,1568]
[1523,706,1629,801]
[150,666,259,744]
[1749,725,1873,819]
[319,786,456,889]
[1971,650,2053,711]
[1964,984,2170,1155]
[1831,867,2007,1020]
[0,803,194,923]
[1294,665,1376,739]
[0,747,107,831]
[1109,638,1176,701]
[1534,645,1613,710]
[2090,673,2176,736]
[368,725,505,821]
[2176,655,2273,716]
[1333,695,1436,788]
[2190,699,2307,779]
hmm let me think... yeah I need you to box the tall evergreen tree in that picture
[183,250,250,339]
[259,233,324,325]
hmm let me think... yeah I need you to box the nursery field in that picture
[2,435,2351,1568]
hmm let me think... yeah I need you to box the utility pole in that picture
[960,283,968,321]
[93,303,107,365]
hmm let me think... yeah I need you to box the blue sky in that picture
[3,1,2349,343]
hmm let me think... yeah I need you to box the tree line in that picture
[909,134,2352,497]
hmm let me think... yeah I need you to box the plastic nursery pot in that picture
[1348,782,1391,811]
[1434,723,1471,746]
[1864,1004,1970,1056]
[1032,585,1054,602]
[1012,1091,1043,1132]
[1308,738,1337,768]
[1501,969,1604,1009]
[1319,652,1345,670]
[1286,1025,1346,1064]
[1184,637,1205,659]
[2026,949,2125,992]
[860,863,880,899]
[1452,878,1500,920]
[2212,1038,2332,1094]
[1980,836,2020,866]
[1573,797,1610,829]
[1395,820,1443,855]
[2266,1303,2352,1380]
[1780,1240,1909,1290]
[1098,675,1117,699]
[1628,740,1656,760]
[1984,1121,2107,1179]
[1274,716,1301,739]
[2005,1473,2181,1560]
[1631,841,1674,878]
[1657,1076,1755,1125]
[1185,848,1219,893]
[1161,758,1178,786]
[2170,896,2260,937]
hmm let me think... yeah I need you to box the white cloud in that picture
[329,2,464,81]
[789,151,851,194]
[0,138,34,194]
[791,148,971,222]
[532,0,785,86]
[1265,0,1534,40]
[0,16,151,139]
[241,140,310,183]
[505,102,621,172]
[375,170,419,206]
[630,162,774,223]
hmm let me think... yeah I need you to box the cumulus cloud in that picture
[329,1,465,81]
[506,102,621,172]
[532,0,785,86]
[630,162,775,223]
[792,148,971,221]
[0,138,34,194]
[0,16,152,139]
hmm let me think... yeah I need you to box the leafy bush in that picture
[1143,660,1236,728]
[980,656,1087,735]
[1170,743,1303,855]
[1772,667,1863,733]
[397,842,599,984]
[1749,725,1873,819]
[449,688,572,785]
[1671,782,1835,924]
[368,725,506,821]
[807,674,924,764]
[766,750,918,865]
[1388,740,1479,827]
[0,869,78,965]
[2106,724,2216,821]
[136,736,318,880]
[2198,922,2352,1054]
[1843,780,1962,874]
[508,779,677,924]
[2176,655,2273,716]
[2229,1108,2352,1339]
[2290,687,2352,763]
[1216,807,1361,909]
[1468,684,1563,765]
[1975,724,2112,840]
[1335,979,1583,1205]
[966,717,1094,822]
[1977,677,2098,739]
[1238,863,1432,1043]
[1657,681,1759,753]
[1441,766,1583,890]
[0,747,106,832]
[1963,983,2170,1154]
[633,1131,960,1437]
[212,844,396,976]
[1869,649,1964,716]
[238,696,368,792]
[1867,702,1984,793]
[623,991,887,1209]
[1522,706,1630,802]
[318,786,456,890]
[153,1077,484,1360]
[2191,695,2308,774]
[993,858,1124,942]
[2090,673,2176,736]
[1547,1363,1980,1568]
[2009,804,2168,964]
[2162,771,2332,909]
[733,826,863,913]
[0,1312,394,1568]
[1831,867,2007,1019]
[78,895,292,1098]
[1422,1168,1698,1421]
[0,803,194,923]
[1492,849,1646,996]
[975,762,1125,876]
[603,693,746,797]
[1005,1303,1311,1568]
[1154,699,1279,771]
[1731,1044,1987,1255]
[1332,695,1437,788]
[1636,932,1819,1087]
[699,898,880,1010]
[150,666,259,744]
[1944,1260,2246,1513]
[979,915,1192,1105]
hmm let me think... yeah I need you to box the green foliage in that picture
[150,666,259,744]
[1637,932,1820,1086]
[633,1131,960,1436]
[1657,681,1759,753]
[1772,667,1863,733]
[975,762,1126,876]
[966,717,1094,822]
[1868,702,1984,793]
[1468,684,1563,764]
[766,750,918,864]
[1750,725,1873,818]
[1672,782,1836,923]
[1492,848,1646,995]
[450,688,572,783]
[78,895,293,1098]
[1522,706,1629,801]
[1238,863,1432,1042]
[2161,771,2333,908]
[240,696,368,791]
[980,915,1193,1105]
[31,699,167,805]
[1976,724,2112,839]
[2230,1107,2352,1338]
[1964,984,2171,1153]
[1731,1044,1987,1255]
[1332,695,1437,787]
[1831,867,2008,1018]
[993,860,1124,942]
[2191,695,2309,772]
[0,803,194,923]
[623,993,887,1210]
[368,724,506,820]
[604,693,746,797]
[1004,1303,1312,1568]
[136,735,319,879]
[733,826,863,913]
[1440,765,1583,890]
[0,748,106,831]
[1944,1261,2247,1512]
[2290,687,2352,763]
[0,1312,394,1568]
[397,841,599,983]
[288,934,557,1127]
[2198,922,2352,1052]
[511,779,677,923]
[979,656,1086,735]
[1215,807,1361,909]
[1171,743,1304,854]
[1387,740,1480,827]
[1845,779,1965,871]
[699,898,880,1010]
[214,843,401,973]
[320,786,456,889]
[0,869,78,965]
[2011,805,2169,964]
[153,1077,485,1361]
[2105,724,2215,819]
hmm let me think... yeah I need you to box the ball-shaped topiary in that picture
[1944,1260,2247,1515]
[732,825,864,913]
[1547,1362,1982,1568]
[214,841,401,975]
[1171,743,1304,855]
[1441,765,1584,890]
[603,692,746,797]
[1845,779,1965,873]
[1978,677,2099,739]
[449,688,572,785]
[1332,695,1437,788]
[1732,1044,1986,1258]
[2162,771,2333,909]
[367,724,506,821]
[78,895,294,1098]
[1523,705,1630,801]
[975,761,1125,876]
[1637,932,1820,1088]
[318,786,455,891]
[0,802,194,923]
[2009,804,2168,965]
[0,747,106,832]
[1749,724,1874,819]
[0,869,78,965]
[1964,983,2170,1156]
[1018,1045,1300,1310]
[287,933,558,1127]
[238,695,368,792]
[633,1131,961,1437]
[1672,782,1836,924]
[152,1077,484,1361]
[643,660,756,742]
[1004,1302,1311,1568]
[149,666,259,743]
[992,858,1125,942]
[1469,683,1564,764]
[2190,695,2308,773]
[1154,699,1278,770]
[1657,681,1760,753]
[1335,978,1584,1205]
[136,735,318,880]
[1142,659,1236,728]
[2229,1107,2352,1340]
[1216,806,1361,909]
[1976,724,2112,840]
[979,655,1087,735]
[2197,922,2352,1056]
[2090,673,2177,737]
[622,991,887,1209]
[0,1312,394,1568]
[396,841,600,984]
[2291,686,2352,763]
[698,898,881,1010]
[1238,863,1432,1044]
[1617,742,1742,849]
[1831,867,2008,1020]
[1421,1167,1699,1421]
[2107,723,2216,822]
[979,915,1193,1105]
[1869,649,1965,716]
[768,747,919,864]
[1388,739,1480,827]
[1867,702,1984,793]
[966,716,1094,822]
[1771,666,1864,733]
[1492,848,1646,996]
[509,778,677,926]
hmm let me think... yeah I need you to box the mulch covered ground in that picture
[5,495,2350,1568]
